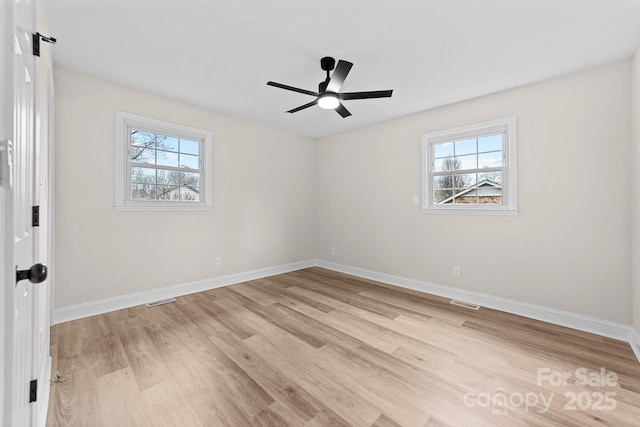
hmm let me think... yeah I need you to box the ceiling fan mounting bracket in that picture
[320,56,336,72]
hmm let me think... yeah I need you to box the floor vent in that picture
[145,297,176,308]
[450,299,480,310]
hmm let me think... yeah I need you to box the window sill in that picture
[421,207,518,216]
[114,204,212,212]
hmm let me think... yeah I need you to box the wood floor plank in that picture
[358,288,466,326]
[175,326,276,419]
[47,267,640,427]
[190,388,254,427]
[142,322,218,402]
[225,288,327,348]
[95,367,154,427]
[232,279,287,306]
[372,414,403,427]
[251,400,303,427]
[303,409,353,427]
[306,309,400,353]
[178,297,257,340]
[310,344,431,426]
[264,282,336,313]
[245,333,383,426]
[114,317,167,392]
[86,330,129,378]
[206,322,324,423]
[141,379,205,427]
[287,275,416,320]
[49,366,100,427]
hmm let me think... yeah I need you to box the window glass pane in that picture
[131,183,157,200]
[434,157,462,172]
[456,153,477,170]
[156,184,174,200]
[478,134,502,153]
[478,151,503,169]
[130,130,156,147]
[156,150,179,167]
[478,170,502,185]
[156,170,180,186]
[433,142,453,158]
[476,180,502,204]
[180,139,200,155]
[453,194,477,205]
[454,173,476,190]
[451,173,474,205]
[478,195,502,205]
[179,153,199,169]
[433,175,453,189]
[130,146,155,164]
[454,138,476,156]
[131,167,156,184]
[160,136,179,152]
[180,172,200,187]
[179,186,200,201]
[433,189,453,204]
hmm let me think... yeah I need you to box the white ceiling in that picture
[47,0,640,139]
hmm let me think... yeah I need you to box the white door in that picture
[5,0,44,425]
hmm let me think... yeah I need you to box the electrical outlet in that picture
[330,246,336,256]
[215,257,221,268]
[452,265,461,278]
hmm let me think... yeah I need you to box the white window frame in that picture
[421,116,518,216]
[115,111,213,211]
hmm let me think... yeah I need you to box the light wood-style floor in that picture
[47,267,640,426]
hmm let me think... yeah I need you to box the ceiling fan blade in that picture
[287,100,318,113]
[335,103,352,118]
[341,90,393,100]
[267,81,318,97]
[326,60,353,93]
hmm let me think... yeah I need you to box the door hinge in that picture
[32,32,57,57]
[29,379,37,403]
[32,206,39,227]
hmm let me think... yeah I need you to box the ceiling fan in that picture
[267,56,393,118]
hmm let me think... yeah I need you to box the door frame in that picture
[46,68,55,327]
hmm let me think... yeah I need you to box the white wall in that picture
[632,47,640,334]
[54,67,316,308]
[317,60,632,324]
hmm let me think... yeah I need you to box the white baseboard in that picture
[316,260,637,349]
[37,354,52,427]
[53,259,316,324]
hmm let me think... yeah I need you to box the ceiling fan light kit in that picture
[267,56,393,118]
[317,93,340,110]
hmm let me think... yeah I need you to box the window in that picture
[115,111,212,211]
[422,116,518,215]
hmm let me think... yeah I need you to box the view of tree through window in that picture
[129,129,202,201]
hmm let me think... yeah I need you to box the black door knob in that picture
[16,263,47,284]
